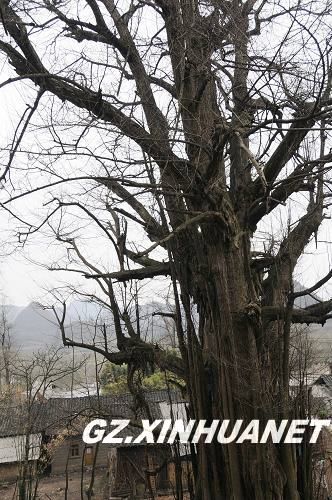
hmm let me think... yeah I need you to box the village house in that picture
[313,424,332,499]
[288,361,332,418]
[312,373,332,416]
[0,389,192,498]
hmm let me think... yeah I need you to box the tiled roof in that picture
[314,375,332,388]
[0,389,185,439]
[0,403,33,438]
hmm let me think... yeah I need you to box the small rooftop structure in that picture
[314,375,332,389]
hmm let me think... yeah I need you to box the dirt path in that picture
[0,469,107,500]
[0,471,190,499]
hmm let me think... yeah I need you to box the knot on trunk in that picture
[243,301,262,325]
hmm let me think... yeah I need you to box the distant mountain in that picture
[9,302,62,350]
[2,304,26,323]
[66,300,107,321]
[290,282,332,356]
[3,284,331,354]
[293,281,321,308]
[3,300,172,352]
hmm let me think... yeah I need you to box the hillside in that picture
[4,301,174,352]
[3,287,331,355]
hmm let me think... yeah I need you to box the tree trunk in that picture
[171,221,297,499]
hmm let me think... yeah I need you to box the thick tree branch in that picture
[263,299,332,325]
[256,107,316,191]
[86,263,171,282]
[263,196,324,304]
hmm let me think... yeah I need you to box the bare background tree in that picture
[1,1,332,498]
[7,347,83,500]
[0,302,13,393]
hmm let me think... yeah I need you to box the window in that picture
[70,443,80,458]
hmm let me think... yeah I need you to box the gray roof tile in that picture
[0,389,184,439]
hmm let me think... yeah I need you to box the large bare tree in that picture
[0,1,332,498]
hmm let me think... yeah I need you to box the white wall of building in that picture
[0,434,41,464]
